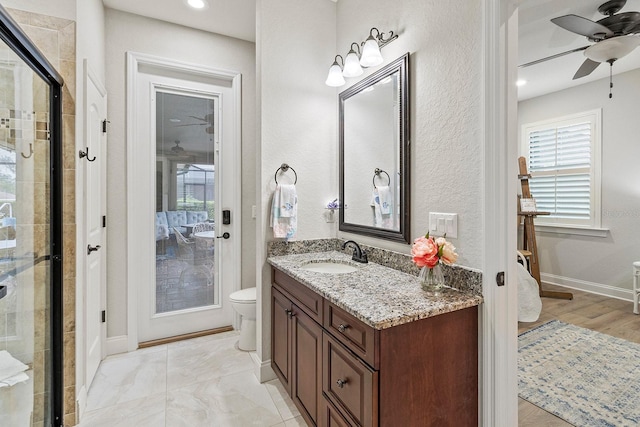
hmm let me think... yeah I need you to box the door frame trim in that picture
[125,51,242,350]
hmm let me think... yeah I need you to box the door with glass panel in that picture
[0,8,63,425]
[135,71,237,342]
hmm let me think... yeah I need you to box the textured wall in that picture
[519,68,640,293]
[104,8,256,338]
[335,0,484,269]
[256,0,337,367]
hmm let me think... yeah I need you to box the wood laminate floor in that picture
[518,283,640,426]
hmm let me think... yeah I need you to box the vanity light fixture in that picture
[325,27,399,87]
[325,55,346,87]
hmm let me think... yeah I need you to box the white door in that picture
[131,62,240,343]
[84,62,107,388]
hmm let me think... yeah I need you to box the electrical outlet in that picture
[428,212,458,238]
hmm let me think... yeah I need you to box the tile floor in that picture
[79,331,305,427]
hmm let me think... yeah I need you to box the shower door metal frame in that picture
[0,5,64,426]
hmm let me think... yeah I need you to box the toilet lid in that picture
[230,287,256,302]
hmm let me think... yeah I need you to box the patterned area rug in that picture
[519,320,640,427]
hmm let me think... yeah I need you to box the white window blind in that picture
[522,110,601,228]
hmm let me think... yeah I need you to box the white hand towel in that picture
[278,184,297,218]
[0,371,29,388]
[270,185,297,241]
[0,350,28,382]
[376,186,393,215]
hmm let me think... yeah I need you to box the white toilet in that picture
[229,287,256,351]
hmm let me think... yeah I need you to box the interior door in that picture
[84,63,107,389]
[133,69,238,343]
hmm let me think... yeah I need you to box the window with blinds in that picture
[522,110,601,228]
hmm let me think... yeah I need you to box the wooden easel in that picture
[518,157,573,300]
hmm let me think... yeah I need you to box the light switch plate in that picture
[428,212,458,238]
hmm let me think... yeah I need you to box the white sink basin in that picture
[300,261,358,274]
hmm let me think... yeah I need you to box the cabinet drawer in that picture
[323,332,378,427]
[324,302,378,369]
[273,268,323,324]
[320,397,354,427]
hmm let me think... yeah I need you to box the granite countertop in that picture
[267,251,483,330]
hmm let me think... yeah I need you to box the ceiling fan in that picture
[521,0,640,88]
[168,140,194,157]
[172,113,214,134]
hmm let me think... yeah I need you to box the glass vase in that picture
[419,263,445,293]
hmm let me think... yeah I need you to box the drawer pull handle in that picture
[336,378,348,388]
[285,309,295,319]
[338,324,349,333]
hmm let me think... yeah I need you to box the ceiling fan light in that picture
[584,35,640,62]
[360,37,383,67]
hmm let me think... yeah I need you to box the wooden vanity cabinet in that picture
[272,285,323,426]
[271,267,479,427]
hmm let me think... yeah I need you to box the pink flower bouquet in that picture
[411,233,458,268]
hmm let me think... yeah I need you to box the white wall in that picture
[519,68,640,295]
[335,0,484,269]
[1,0,75,20]
[256,0,337,374]
[104,8,256,339]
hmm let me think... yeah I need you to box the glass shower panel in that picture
[0,38,52,426]
[154,91,217,314]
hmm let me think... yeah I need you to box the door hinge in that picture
[102,215,106,228]
[496,271,505,287]
[102,119,110,133]
[101,310,106,323]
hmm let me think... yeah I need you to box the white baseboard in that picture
[250,352,276,383]
[76,385,87,421]
[541,272,633,301]
[106,335,129,356]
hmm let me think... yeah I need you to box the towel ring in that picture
[372,168,390,188]
[275,163,297,184]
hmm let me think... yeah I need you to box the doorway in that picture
[126,53,241,346]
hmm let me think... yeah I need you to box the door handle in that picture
[216,232,230,239]
[87,244,101,255]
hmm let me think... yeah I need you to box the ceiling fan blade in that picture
[573,58,601,79]
[519,45,589,68]
[173,122,207,127]
[551,15,614,39]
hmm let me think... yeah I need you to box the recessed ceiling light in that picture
[516,79,527,87]
[186,0,208,10]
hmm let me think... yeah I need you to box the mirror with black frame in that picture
[339,52,409,243]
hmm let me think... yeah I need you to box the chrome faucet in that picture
[341,240,368,263]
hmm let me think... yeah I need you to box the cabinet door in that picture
[292,304,323,426]
[272,287,292,393]
[323,332,378,427]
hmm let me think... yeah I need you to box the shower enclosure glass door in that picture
[0,6,63,426]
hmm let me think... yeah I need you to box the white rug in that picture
[519,320,640,427]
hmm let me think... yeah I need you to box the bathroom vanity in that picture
[268,251,482,427]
